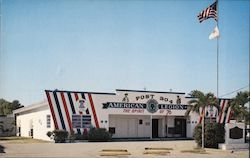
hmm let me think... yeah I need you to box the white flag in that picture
[209,26,219,40]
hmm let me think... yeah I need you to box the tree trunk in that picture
[202,114,205,148]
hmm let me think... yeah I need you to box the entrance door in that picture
[128,119,137,137]
[174,118,186,137]
[152,119,159,138]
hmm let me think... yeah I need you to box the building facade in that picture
[14,89,229,141]
[14,101,54,141]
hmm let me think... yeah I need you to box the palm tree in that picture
[229,91,249,122]
[185,90,219,148]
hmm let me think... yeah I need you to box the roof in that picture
[116,89,186,95]
[13,100,48,114]
[45,89,187,95]
[45,89,116,95]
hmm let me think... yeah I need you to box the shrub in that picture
[214,123,225,145]
[88,128,111,142]
[68,131,76,143]
[193,124,202,146]
[75,133,88,140]
[46,131,53,138]
[194,123,225,148]
[53,130,68,143]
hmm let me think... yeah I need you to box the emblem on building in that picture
[77,99,89,114]
[146,99,158,113]
[176,95,181,104]
[122,93,129,103]
[79,99,86,109]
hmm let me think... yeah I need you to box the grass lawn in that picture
[0,136,50,143]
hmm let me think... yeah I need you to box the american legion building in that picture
[13,89,232,141]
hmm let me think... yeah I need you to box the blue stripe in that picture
[67,92,76,114]
[67,92,81,135]
[53,91,66,130]
[81,92,86,99]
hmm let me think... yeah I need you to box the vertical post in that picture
[216,0,220,125]
[202,111,205,148]
[217,0,220,109]
[217,34,219,99]
[166,115,168,138]
[150,115,152,139]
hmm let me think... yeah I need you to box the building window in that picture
[46,115,51,128]
[109,127,115,134]
[139,119,143,125]
[72,115,81,128]
[72,114,91,128]
[82,115,91,128]
[145,122,150,126]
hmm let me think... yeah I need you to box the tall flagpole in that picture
[216,0,219,122]
[217,0,219,100]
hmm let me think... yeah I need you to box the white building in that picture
[13,101,54,141]
[14,89,221,141]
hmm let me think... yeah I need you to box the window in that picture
[72,114,91,128]
[46,115,51,128]
[139,119,143,125]
[82,115,91,128]
[72,115,81,128]
[109,127,115,134]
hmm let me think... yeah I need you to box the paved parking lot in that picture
[0,140,249,158]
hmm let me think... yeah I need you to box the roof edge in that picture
[116,89,186,95]
[13,100,48,114]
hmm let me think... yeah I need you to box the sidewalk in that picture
[0,140,249,158]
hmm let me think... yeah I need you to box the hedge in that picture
[88,128,111,142]
[194,123,225,148]
[47,130,69,143]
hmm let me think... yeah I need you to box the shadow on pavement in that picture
[0,145,5,153]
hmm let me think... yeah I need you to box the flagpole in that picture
[217,0,219,115]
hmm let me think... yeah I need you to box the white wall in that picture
[188,112,200,138]
[16,107,54,141]
[109,115,151,138]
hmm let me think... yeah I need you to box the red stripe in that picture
[88,93,99,128]
[218,100,226,123]
[46,91,59,129]
[227,110,233,123]
[198,108,205,124]
[74,93,79,101]
[60,92,73,132]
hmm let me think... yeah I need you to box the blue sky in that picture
[0,0,249,105]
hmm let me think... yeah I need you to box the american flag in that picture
[197,1,217,23]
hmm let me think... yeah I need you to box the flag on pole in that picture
[197,1,218,23]
[209,26,220,39]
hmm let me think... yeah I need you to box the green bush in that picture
[53,130,68,143]
[88,128,111,142]
[46,131,53,138]
[68,131,76,143]
[75,133,88,140]
[68,132,88,141]
[193,124,202,146]
[194,123,225,148]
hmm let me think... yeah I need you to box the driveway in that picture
[0,140,249,158]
